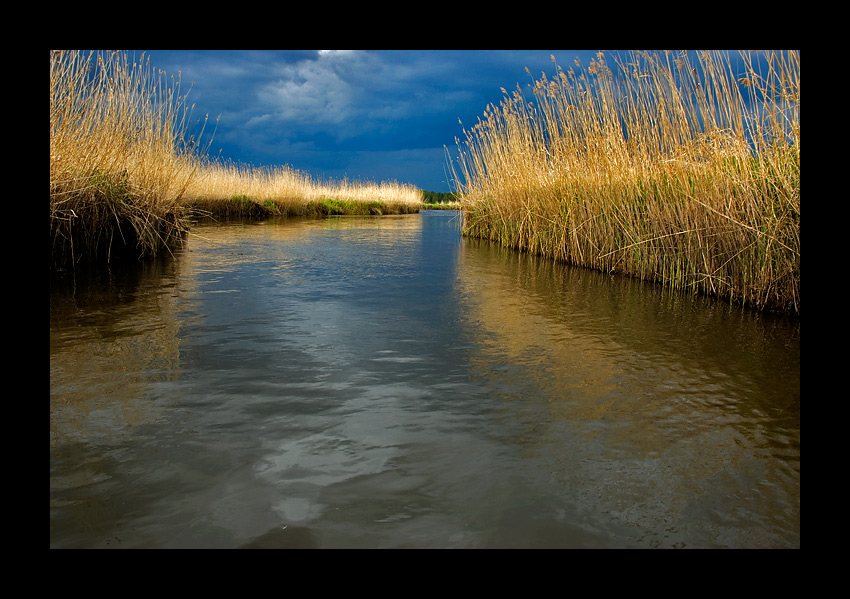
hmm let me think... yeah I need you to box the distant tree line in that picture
[422,191,460,204]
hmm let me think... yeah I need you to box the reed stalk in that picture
[451,50,800,314]
[50,50,203,268]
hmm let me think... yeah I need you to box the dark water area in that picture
[49,210,800,548]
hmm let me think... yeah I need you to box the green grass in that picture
[422,202,462,210]
[307,197,385,215]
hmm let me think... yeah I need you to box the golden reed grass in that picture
[50,50,423,268]
[450,50,799,314]
[50,50,201,267]
[183,161,422,218]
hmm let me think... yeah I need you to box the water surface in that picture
[49,211,800,548]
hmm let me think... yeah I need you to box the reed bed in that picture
[183,161,423,219]
[50,50,424,269]
[451,50,800,314]
[50,50,202,268]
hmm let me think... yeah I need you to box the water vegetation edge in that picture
[50,49,799,315]
[451,50,799,315]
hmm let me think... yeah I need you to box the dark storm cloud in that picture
[141,49,603,191]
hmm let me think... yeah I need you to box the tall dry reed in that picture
[183,160,423,218]
[451,50,800,313]
[50,50,205,268]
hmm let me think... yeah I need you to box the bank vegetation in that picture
[50,50,423,269]
[451,50,799,314]
[183,162,421,219]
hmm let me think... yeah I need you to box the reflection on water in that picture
[457,241,799,547]
[50,257,182,443]
[50,211,800,548]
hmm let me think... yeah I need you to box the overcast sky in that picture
[140,50,607,192]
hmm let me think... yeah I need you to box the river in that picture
[49,210,800,548]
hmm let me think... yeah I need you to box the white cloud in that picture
[317,49,356,57]
[245,113,272,127]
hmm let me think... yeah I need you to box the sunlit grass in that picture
[50,50,202,267]
[183,160,423,218]
[50,50,424,268]
[450,50,799,313]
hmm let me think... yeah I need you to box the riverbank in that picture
[49,50,424,268]
[50,50,197,267]
[452,50,800,314]
[179,161,422,220]
[422,202,462,210]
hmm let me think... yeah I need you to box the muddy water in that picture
[49,211,800,548]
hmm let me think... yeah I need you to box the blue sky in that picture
[141,50,606,192]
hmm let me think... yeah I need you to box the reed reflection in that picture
[455,238,800,547]
[49,258,183,447]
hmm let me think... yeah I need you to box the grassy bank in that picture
[422,202,462,210]
[451,50,800,314]
[182,161,422,219]
[50,50,423,269]
[421,190,461,210]
[50,50,200,268]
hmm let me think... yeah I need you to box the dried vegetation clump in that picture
[50,50,203,267]
[451,50,800,313]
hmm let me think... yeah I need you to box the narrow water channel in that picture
[49,210,800,548]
